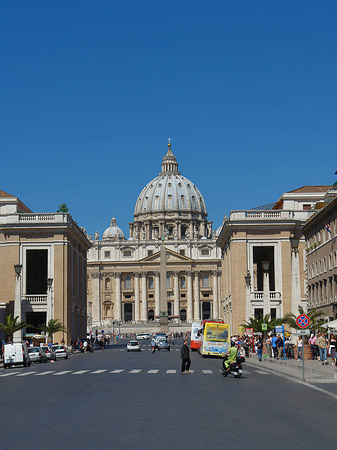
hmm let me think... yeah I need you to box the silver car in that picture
[27,347,48,363]
[40,345,57,361]
[52,345,68,359]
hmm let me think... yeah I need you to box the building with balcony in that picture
[87,142,222,329]
[216,186,333,334]
[0,190,91,343]
[303,188,337,319]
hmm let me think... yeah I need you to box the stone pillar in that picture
[263,267,270,317]
[173,271,179,320]
[194,272,200,321]
[212,271,219,319]
[154,272,160,319]
[134,273,140,322]
[47,283,53,324]
[114,273,121,321]
[13,270,22,343]
[291,249,300,315]
[141,272,147,321]
[187,271,193,321]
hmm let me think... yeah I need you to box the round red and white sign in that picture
[296,314,310,328]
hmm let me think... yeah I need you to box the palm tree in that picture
[39,319,67,343]
[240,313,282,333]
[0,314,29,343]
[57,203,69,213]
[281,306,325,333]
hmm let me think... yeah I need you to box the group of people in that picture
[308,332,336,365]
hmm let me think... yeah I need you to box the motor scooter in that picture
[221,354,245,378]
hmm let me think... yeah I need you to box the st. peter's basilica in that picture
[87,142,223,328]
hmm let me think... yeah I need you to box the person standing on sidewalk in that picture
[309,334,317,360]
[271,335,278,359]
[277,335,284,359]
[297,337,303,361]
[329,334,337,366]
[257,338,263,361]
[181,340,191,373]
[317,332,328,365]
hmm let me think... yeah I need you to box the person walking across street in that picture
[181,340,191,373]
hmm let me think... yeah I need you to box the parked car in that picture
[28,346,48,363]
[127,340,141,352]
[52,345,68,359]
[40,345,57,361]
[3,343,31,368]
[137,333,151,340]
[157,338,170,351]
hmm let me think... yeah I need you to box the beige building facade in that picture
[0,190,91,343]
[303,189,337,319]
[87,143,222,329]
[216,186,333,334]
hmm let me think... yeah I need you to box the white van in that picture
[3,343,31,369]
[137,333,151,340]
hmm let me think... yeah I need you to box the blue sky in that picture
[1,1,336,238]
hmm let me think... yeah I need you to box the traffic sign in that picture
[296,329,310,336]
[275,325,284,333]
[262,324,268,331]
[296,314,310,328]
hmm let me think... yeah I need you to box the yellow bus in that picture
[199,320,230,357]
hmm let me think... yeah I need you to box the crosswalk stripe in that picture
[110,369,124,374]
[166,370,176,374]
[35,371,55,376]
[202,370,213,374]
[255,370,270,375]
[175,349,179,351]
[120,349,125,352]
[91,370,107,374]
[147,370,159,374]
[53,370,72,376]
[72,370,89,375]
[129,369,142,373]
[244,370,250,375]
[16,372,37,377]
[0,372,21,377]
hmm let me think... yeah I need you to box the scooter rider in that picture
[224,342,239,372]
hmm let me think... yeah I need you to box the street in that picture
[1,339,337,450]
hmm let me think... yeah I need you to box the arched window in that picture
[180,309,187,321]
[105,278,111,290]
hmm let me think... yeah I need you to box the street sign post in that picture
[262,324,268,331]
[296,315,310,381]
[275,325,286,359]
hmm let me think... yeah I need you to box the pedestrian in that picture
[181,339,191,373]
[83,340,88,353]
[329,334,336,366]
[257,338,263,361]
[317,332,328,365]
[271,335,278,359]
[265,336,271,358]
[297,337,303,361]
[308,334,317,360]
[277,335,284,359]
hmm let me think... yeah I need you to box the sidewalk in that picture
[246,354,337,383]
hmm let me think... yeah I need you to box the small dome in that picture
[102,217,125,240]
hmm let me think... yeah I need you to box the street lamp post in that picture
[261,260,270,318]
[13,264,23,343]
[46,278,53,325]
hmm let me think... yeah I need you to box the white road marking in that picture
[175,349,179,351]
[35,371,55,376]
[147,370,159,373]
[129,369,142,373]
[72,370,89,375]
[166,370,176,374]
[16,372,37,377]
[53,371,72,376]
[110,369,124,373]
[244,370,250,375]
[91,370,107,374]
[120,349,125,352]
[0,372,21,377]
[202,370,213,374]
[255,370,270,375]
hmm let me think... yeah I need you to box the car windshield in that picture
[129,342,139,346]
[52,346,64,350]
[28,347,40,353]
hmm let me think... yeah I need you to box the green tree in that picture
[281,306,325,333]
[39,319,67,343]
[0,314,29,343]
[240,313,282,333]
[57,203,69,213]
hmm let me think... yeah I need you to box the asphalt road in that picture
[1,339,337,450]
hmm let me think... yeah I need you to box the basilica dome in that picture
[134,144,207,217]
[102,217,125,240]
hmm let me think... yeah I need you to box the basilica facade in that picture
[87,143,222,328]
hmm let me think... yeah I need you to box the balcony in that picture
[249,291,282,306]
[22,295,47,305]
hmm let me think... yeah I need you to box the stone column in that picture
[154,272,160,319]
[141,272,147,321]
[212,271,219,319]
[134,273,140,322]
[187,271,193,321]
[13,270,22,343]
[114,272,121,321]
[263,266,270,318]
[173,271,179,320]
[194,272,200,320]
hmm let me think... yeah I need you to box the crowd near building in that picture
[0,141,336,342]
